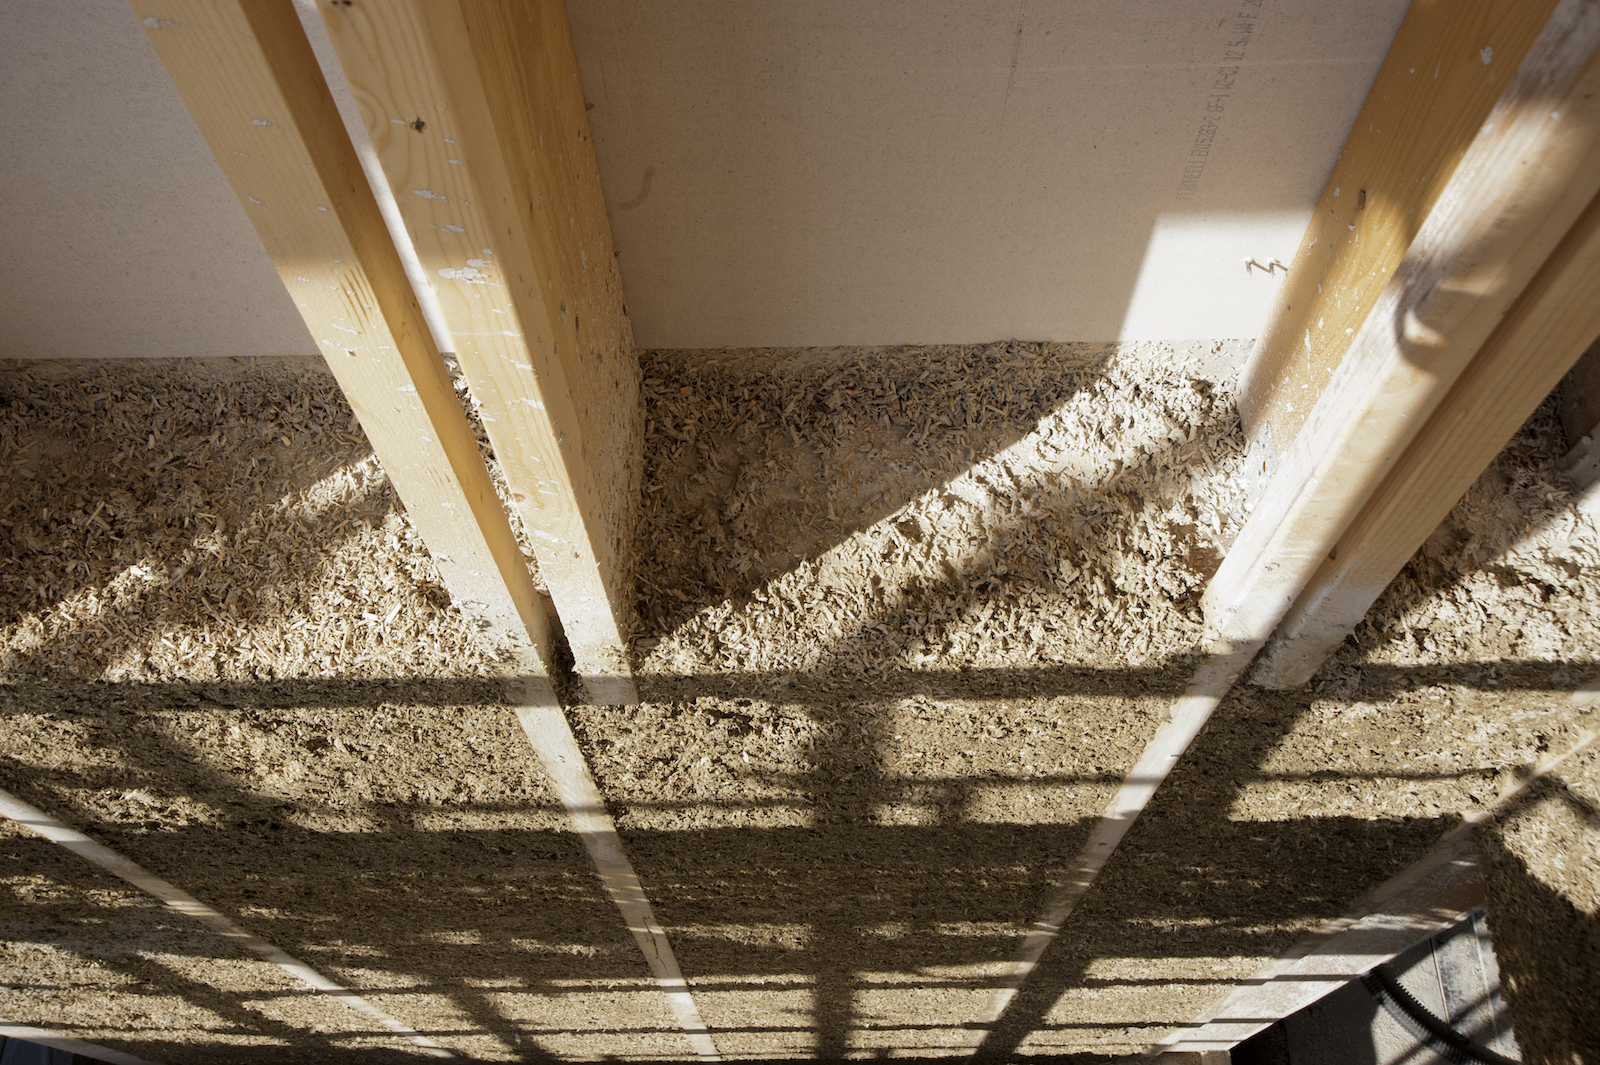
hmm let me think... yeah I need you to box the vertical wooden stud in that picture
[1203,0,1600,651]
[1239,0,1562,453]
[1254,184,1600,686]
[132,0,555,680]
[318,0,640,705]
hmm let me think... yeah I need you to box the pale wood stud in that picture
[1253,183,1600,687]
[1203,0,1600,652]
[1239,0,1561,453]
[318,0,641,705]
[132,0,555,678]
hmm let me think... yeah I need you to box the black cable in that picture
[1360,966,1520,1065]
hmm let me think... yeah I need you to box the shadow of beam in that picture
[1,658,1588,715]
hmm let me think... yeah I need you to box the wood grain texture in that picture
[132,0,553,677]
[317,0,640,704]
[1253,184,1600,688]
[1239,0,1561,451]
[1203,0,1600,652]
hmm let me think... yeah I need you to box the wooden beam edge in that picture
[1238,0,1562,456]
[1202,1,1600,652]
[133,0,555,678]
[317,0,638,703]
[1254,180,1600,688]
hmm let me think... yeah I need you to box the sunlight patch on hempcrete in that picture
[636,340,1253,679]
[0,358,523,681]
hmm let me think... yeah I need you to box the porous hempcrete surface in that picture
[1,350,1595,1062]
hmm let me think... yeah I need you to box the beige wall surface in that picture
[0,1,316,361]
[568,0,1411,349]
[1,1,1409,360]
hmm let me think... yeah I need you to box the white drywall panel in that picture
[1,1,1411,360]
[568,0,1411,349]
[0,1,316,361]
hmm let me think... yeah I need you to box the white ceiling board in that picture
[0,1,316,361]
[568,0,1412,349]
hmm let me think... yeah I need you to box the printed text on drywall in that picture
[1177,0,1263,201]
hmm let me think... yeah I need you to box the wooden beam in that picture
[1202,0,1600,652]
[131,0,554,677]
[1238,0,1562,451]
[127,14,699,1048]
[316,0,641,705]
[1254,182,1600,688]
[960,647,1260,1061]
[973,11,1600,1054]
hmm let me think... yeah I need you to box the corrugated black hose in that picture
[1360,966,1520,1065]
